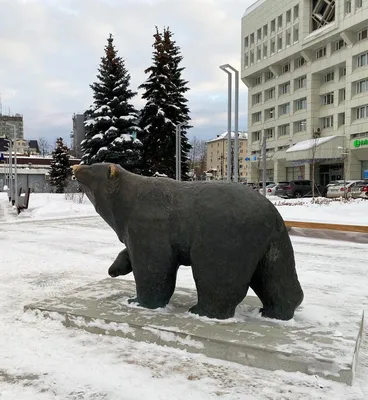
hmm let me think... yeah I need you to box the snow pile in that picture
[12,193,96,221]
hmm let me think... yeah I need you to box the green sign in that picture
[354,139,368,148]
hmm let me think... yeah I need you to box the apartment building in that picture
[71,113,86,158]
[241,0,368,185]
[206,131,248,180]
[0,114,24,139]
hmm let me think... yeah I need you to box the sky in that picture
[0,0,254,146]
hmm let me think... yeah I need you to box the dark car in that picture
[275,180,327,198]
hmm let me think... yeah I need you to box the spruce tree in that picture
[81,34,142,173]
[49,137,72,193]
[138,27,191,179]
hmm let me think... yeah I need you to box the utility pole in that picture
[262,132,267,196]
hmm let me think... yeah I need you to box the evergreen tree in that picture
[138,27,191,179]
[81,34,143,173]
[49,137,72,193]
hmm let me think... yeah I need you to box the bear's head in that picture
[72,163,121,213]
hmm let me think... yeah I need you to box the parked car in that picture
[348,180,368,199]
[275,180,327,198]
[259,183,277,196]
[326,180,362,199]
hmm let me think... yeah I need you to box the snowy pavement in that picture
[0,195,367,399]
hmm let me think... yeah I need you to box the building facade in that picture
[206,131,248,181]
[0,114,24,139]
[71,113,86,158]
[241,0,368,185]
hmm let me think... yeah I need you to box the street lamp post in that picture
[5,123,18,208]
[176,122,186,181]
[219,64,240,183]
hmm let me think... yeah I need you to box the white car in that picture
[326,180,362,198]
[259,183,277,196]
[348,180,368,199]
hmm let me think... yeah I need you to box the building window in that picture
[316,47,327,59]
[295,97,307,111]
[356,78,368,94]
[244,37,249,49]
[265,107,275,119]
[254,75,261,85]
[339,66,347,78]
[335,39,346,51]
[321,92,334,105]
[244,54,249,68]
[279,81,290,95]
[286,9,291,23]
[257,46,261,61]
[338,113,346,127]
[257,28,262,41]
[265,87,275,100]
[265,71,274,81]
[294,120,307,132]
[295,56,305,69]
[358,28,368,41]
[282,62,290,74]
[345,0,352,14]
[324,72,335,83]
[286,29,291,46]
[250,50,254,64]
[278,15,283,29]
[252,112,262,124]
[293,26,299,43]
[279,102,290,116]
[278,124,290,137]
[294,4,299,20]
[356,0,362,8]
[263,44,268,58]
[252,131,261,142]
[356,105,368,119]
[250,33,254,46]
[278,35,283,51]
[271,39,276,54]
[263,24,268,37]
[271,19,276,34]
[339,88,346,103]
[265,128,275,139]
[252,92,262,105]
[295,75,307,89]
[357,52,368,67]
[320,116,334,129]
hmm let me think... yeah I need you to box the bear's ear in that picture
[108,164,120,179]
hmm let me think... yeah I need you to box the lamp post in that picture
[5,122,18,208]
[219,64,239,182]
[176,122,185,181]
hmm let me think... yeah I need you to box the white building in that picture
[241,0,368,185]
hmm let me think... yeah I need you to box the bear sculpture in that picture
[73,163,304,321]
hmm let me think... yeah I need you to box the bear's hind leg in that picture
[250,236,304,321]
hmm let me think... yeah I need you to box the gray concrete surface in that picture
[24,279,364,386]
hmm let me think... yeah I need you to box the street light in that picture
[176,122,186,181]
[219,64,240,183]
[5,122,18,208]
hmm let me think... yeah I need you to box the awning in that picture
[285,135,344,162]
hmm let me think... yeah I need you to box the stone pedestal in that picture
[24,279,364,386]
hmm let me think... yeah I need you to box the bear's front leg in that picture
[108,248,132,277]
[129,249,179,310]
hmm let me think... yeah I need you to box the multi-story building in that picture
[206,131,248,180]
[241,0,368,185]
[71,113,86,158]
[0,114,24,139]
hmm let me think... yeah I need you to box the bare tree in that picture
[189,137,207,179]
[38,137,52,157]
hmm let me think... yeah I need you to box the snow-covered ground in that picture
[0,192,367,399]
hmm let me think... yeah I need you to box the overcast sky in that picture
[0,0,253,145]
